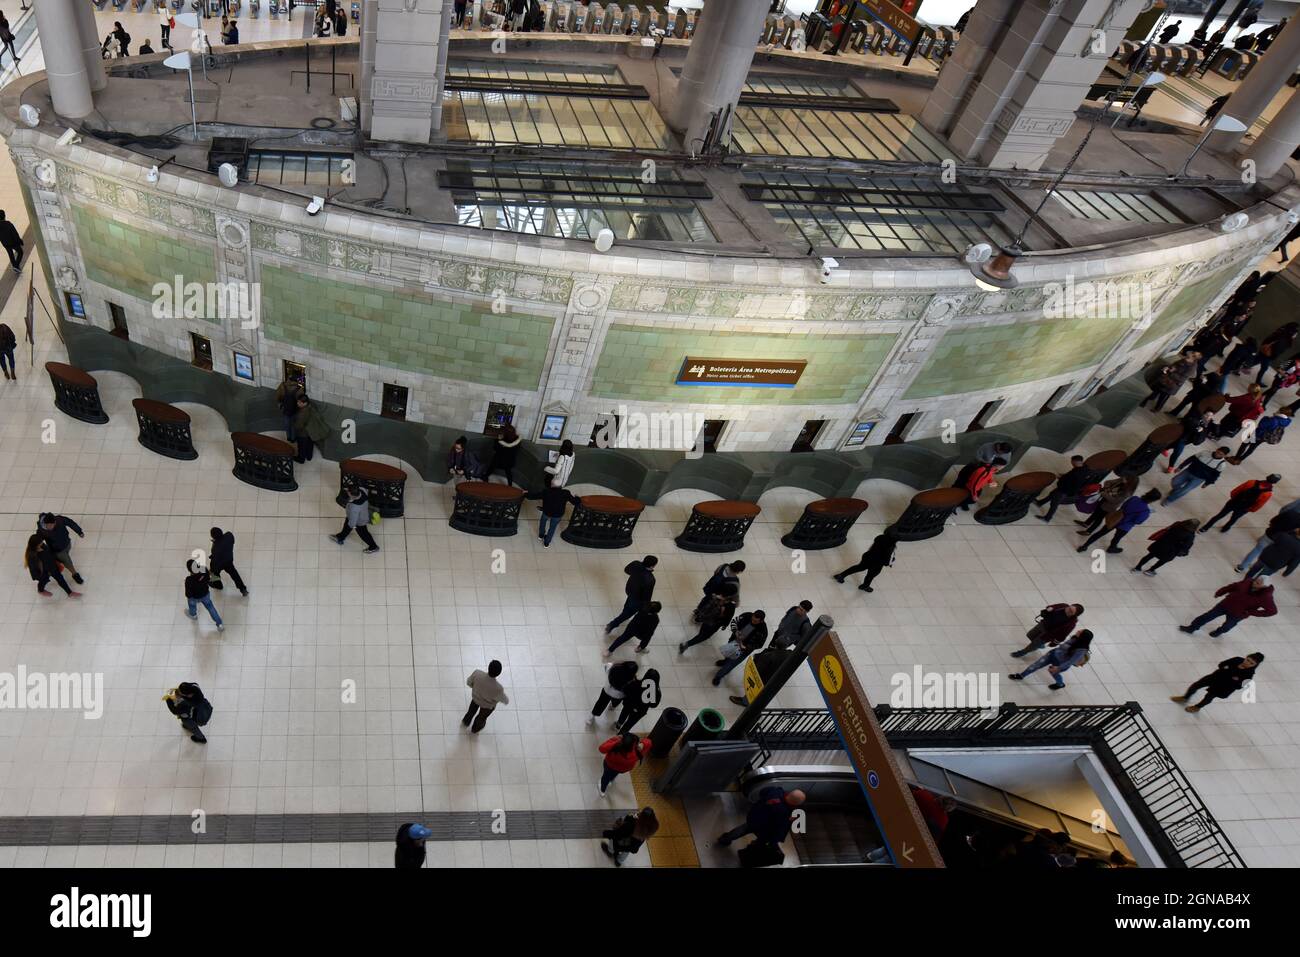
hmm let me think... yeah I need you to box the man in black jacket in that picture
[833,530,896,591]
[697,560,745,612]
[588,659,639,724]
[770,601,813,650]
[164,681,212,743]
[1240,527,1300,579]
[207,527,248,596]
[716,785,805,850]
[604,555,657,633]
[0,210,22,273]
[184,559,224,632]
[37,512,85,584]
[712,610,767,686]
[605,601,661,656]
[1035,455,1087,522]
[1171,654,1264,713]
[526,478,581,547]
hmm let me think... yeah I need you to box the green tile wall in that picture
[590,325,897,405]
[904,315,1133,399]
[1135,264,1240,348]
[260,265,555,390]
[70,204,218,310]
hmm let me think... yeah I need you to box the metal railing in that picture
[747,702,1245,869]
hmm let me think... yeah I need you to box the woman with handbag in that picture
[330,487,380,553]
[1010,602,1083,658]
[1010,630,1094,690]
[597,733,651,797]
[1075,475,1137,536]
[679,588,738,655]
[1133,519,1198,576]
[601,808,659,867]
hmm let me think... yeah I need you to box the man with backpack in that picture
[1200,474,1280,533]
[604,555,657,634]
[164,682,213,743]
[1236,412,1291,461]
[330,486,379,553]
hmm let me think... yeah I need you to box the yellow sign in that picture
[743,655,764,703]
[816,654,844,695]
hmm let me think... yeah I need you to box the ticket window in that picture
[382,383,409,421]
[966,399,1003,432]
[283,360,307,393]
[108,302,129,341]
[1039,383,1074,416]
[695,419,728,454]
[484,401,515,437]
[191,333,214,371]
[883,411,918,446]
[791,419,826,452]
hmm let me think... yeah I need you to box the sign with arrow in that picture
[806,630,944,868]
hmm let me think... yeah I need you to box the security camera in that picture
[146,165,160,184]
[306,196,325,216]
[56,128,81,147]
[594,228,615,253]
[18,104,39,128]
[819,256,839,284]
[218,163,239,188]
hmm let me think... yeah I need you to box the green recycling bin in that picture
[681,707,726,745]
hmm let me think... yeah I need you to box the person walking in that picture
[207,527,248,596]
[1239,526,1300,579]
[1179,576,1277,637]
[1263,358,1300,407]
[163,681,212,744]
[604,555,657,633]
[158,2,173,50]
[275,375,303,441]
[614,668,661,733]
[454,0,468,27]
[1158,19,1181,43]
[447,435,484,482]
[1199,474,1279,533]
[526,477,581,547]
[112,21,131,58]
[696,560,745,613]
[605,600,661,656]
[1077,488,1161,554]
[1035,455,1088,522]
[37,512,85,584]
[0,12,19,66]
[0,210,23,274]
[597,733,650,797]
[1171,654,1265,713]
[1251,323,1299,385]
[1165,409,1216,471]
[1236,412,1290,461]
[24,534,80,598]
[1009,629,1093,691]
[588,659,639,725]
[833,529,896,591]
[680,588,738,655]
[486,424,522,486]
[291,395,331,463]
[1236,506,1300,573]
[0,321,16,380]
[1215,385,1266,438]
[952,457,1005,511]
[770,600,814,650]
[1219,338,1260,384]
[1163,446,1231,504]
[1010,602,1083,659]
[716,786,806,854]
[1075,475,1136,537]
[1140,352,1199,412]
[1133,519,1198,576]
[463,660,509,733]
[330,486,379,553]
[1201,92,1230,125]
[183,559,224,631]
[544,439,575,488]
[394,823,430,869]
[601,808,659,867]
[712,610,768,686]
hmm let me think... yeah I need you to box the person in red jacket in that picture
[1179,576,1277,637]
[1199,474,1280,533]
[597,733,651,797]
[1216,386,1265,438]
[952,457,1006,512]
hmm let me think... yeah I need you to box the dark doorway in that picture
[589,412,622,448]
[883,411,918,446]
[191,333,213,371]
[697,419,727,454]
[1039,383,1073,416]
[108,302,129,341]
[382,383,409,421]
[966,399,1002,432]
[484,401,515,437]
[791,419,826,452]
[283,360,307,392]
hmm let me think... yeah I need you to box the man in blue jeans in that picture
[711,610,767,686]
[525,478,580,547]
[716,786,805,848]
[183,560,224,632]
[1179,577,1276,637]
[604,555,658,633]
[1163,447,1230,504]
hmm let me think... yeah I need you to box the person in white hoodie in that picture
[545,439,575,488]
[158,2,173,50]
[463,661,509,734]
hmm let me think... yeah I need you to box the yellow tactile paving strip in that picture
[631,757,700,868]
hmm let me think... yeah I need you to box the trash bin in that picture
[681,707,726,745]
[649,706,688,757]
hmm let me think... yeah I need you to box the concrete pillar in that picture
[1242,86,1300,178]
[943,0,1148,170]
[33,0,93,119]
[367,0,450,143]
[668,0,770,154]
[359,0,378,131]
[921,0,1019,138]
[72,0,108,93]
[1207,16,1300,154]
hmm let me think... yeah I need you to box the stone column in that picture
[1207,16,1300,154]
[359,0,379,132]
[1241,84,1300,178]
[72,0,108,93]
[367,0,450,143]
[921,0,1019,138]
[668,0,770,154]
[33,0,93,119]
[941,0,1148,171]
